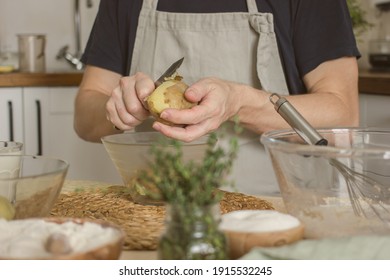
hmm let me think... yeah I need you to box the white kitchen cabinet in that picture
[0,86,121,184]
[43,87,121,184]
[359,93,390,128]
[0,88,24,143]
[23,87,50,155]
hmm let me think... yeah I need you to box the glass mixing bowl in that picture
[0,155,69,220]
[261,127,390,239]
[102,132,209,205]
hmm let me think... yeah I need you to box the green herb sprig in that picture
[144,122,241,260]
[141,125,240,206]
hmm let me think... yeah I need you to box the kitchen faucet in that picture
[56,0,93,70]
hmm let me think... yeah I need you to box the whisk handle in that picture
[270,93,328,146]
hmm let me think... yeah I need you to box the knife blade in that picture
[154,57,184,87]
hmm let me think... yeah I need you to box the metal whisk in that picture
[269,93,390,221]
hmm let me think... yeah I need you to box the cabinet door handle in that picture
[35,100,43,156]
[7,101,14,141]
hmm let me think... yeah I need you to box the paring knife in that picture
[154,57,184,87]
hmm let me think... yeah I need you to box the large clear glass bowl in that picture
[102,132,209,205]
[261,127,390,238]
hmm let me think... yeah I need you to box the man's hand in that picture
[106,72,154,131]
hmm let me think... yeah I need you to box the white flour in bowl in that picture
[0,218,121,259]
[219,210,301,233]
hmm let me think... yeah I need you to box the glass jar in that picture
[158,203,228,260]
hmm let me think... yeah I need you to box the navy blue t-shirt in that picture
[81,0,360,94]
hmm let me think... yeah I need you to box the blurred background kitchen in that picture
[0,0,389,195]
[1,0,389,72]
[355,0,390,70]
[0,0,123,184]
[0,0,98,72]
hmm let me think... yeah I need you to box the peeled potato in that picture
[219,210,304,259]
[129,168,163,204]
[0,195,15,220]
[0,65,14,73]
[146,79,196,126]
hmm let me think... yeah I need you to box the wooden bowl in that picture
[220,210,304,259]
[0,217,125,260]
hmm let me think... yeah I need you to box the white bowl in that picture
[220,210,304,259]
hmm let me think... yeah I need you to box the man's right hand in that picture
[106,72,154,131]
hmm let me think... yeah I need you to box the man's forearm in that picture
[74,90,122,142]
[235,57,359,134]
[236,87,359,135]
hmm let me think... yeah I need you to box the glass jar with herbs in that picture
[140,127,240,260]
[158,203,227,260]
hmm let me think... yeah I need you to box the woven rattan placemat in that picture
[50,182,274,251]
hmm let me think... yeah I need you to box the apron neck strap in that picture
[246,0,259,13]
[147,0,158,11]
[148,0,259,13]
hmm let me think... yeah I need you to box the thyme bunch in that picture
[141,126,240,207]
[144,124,241,260]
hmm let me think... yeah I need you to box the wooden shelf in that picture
[358,70,390,95]
[0,70,389,96]
[0,72,83,87]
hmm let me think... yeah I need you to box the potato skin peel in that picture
[146,80,196,126]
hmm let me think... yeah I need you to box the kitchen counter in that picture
[0,70,389,95]
[358,70,390,95]
[120,250,157,260]
[0,71,83,87]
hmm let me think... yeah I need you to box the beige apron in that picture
[130,0,289,196]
